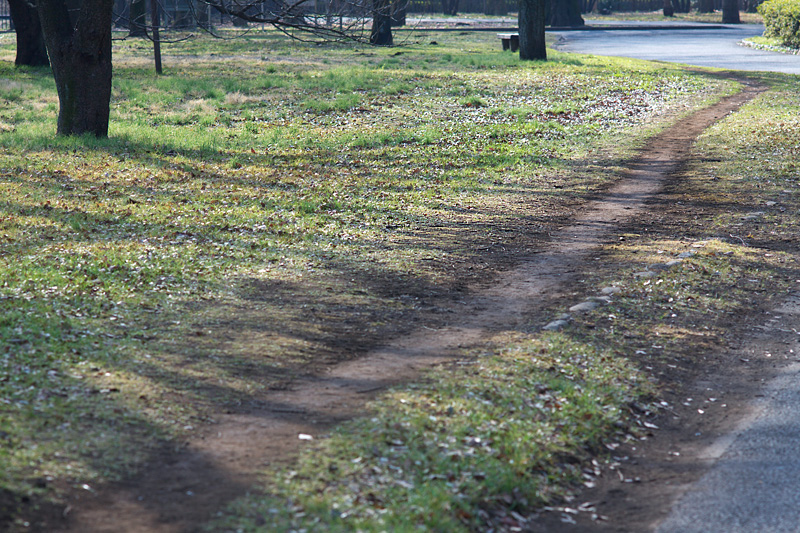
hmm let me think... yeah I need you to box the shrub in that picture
[759,0,800,49]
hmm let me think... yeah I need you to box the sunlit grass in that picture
[212,334,646,532]
[0,27,738,527]
[207,73,800,533]
[585,9,764,24]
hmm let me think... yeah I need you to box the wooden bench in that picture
[497,33,519,52]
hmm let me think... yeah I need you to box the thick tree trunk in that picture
[548,0,584,27]
[37,0,114,137]
[370,0,393,45]
[663,0,674,16]
[391,0,407,27]
[722,0,740,22]
[129,0,147,37]
[8,0,49,67]
[519,0,546,60]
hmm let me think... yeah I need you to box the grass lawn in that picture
[0,27,798,531]
[585,10,764,24]
[743,35,800,54]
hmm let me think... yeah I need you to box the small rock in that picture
[765,201,777,207]
[678,251,696,259]
[634,271,656,278]
[647,260,682,272]
[600,286,621,295]
[741,211,765,221]
[557,313,571,320]
[543,319,569,331]
[569,300,603,313]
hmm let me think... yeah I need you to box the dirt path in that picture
[53,81,765,533]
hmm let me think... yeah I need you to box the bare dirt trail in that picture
[53,81,765,533]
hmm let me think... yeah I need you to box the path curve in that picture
[60,81,765,533]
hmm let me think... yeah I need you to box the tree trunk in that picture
[548,0,584,27]
[129,0,147,37]
[663,0,674,16]
[391,0,407,27]
[150,0,162,74]
[8,0,49,67]
[519,0,546,60]
[371,0,393,45]
[568,0,585,26]
[37,0,114,137]
[722,0,740,22]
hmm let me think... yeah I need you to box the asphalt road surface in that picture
[656,362,800,532]
[557,25,800,532]
[553,22,800,74]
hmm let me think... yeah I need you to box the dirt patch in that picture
[28,82,767,533]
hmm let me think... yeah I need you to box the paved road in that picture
[553,22,800,74]
[656,363,800,532]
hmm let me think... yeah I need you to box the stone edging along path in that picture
[58,79,765,533]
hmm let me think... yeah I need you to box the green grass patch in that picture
[742,35,800,54]
[0,26,748,529]
[210,335,647,532]
[208,73,800,531]
[585,10,764,23]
